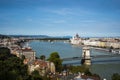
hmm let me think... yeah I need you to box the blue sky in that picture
[0,0,120,37]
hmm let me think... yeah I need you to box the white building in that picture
[82,40,99,47]
[70,34,82,45]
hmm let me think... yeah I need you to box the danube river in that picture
[29,40,120,80]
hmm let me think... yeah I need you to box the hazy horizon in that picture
[1,34,120,38]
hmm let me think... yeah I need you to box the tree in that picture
[84,69,92,76]
[68,65,90,73]
[31,70,42,80]
[112,73,120,80]
[40,55,46,61]
[0,47,10,54]
[0,47,28,80]
[0,47,50,80]
[21,55,26,60]
[31,70,49,80]
[47,52,62,72]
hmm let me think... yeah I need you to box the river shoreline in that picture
[29,40,120,80]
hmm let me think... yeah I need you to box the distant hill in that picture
[53,36,72,38]
[9,35,50,38]
[0,34,10,39]
[8,35,72,39]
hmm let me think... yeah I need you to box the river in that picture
[29,40,120,80]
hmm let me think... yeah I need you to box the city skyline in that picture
[0,0,120,37]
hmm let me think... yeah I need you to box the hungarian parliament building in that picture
[70,34,82,45]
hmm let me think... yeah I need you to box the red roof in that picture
[22,48,34,52]
[33,59,47,68]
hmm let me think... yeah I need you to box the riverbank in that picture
[90,46,120,54]
[29,40,120,80]
[91,47,110,52]
[71,44,111,53]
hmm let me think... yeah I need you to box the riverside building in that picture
[20,47,36,62]
[70,33,82,45]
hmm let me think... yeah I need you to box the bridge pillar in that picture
[81,47,91,65]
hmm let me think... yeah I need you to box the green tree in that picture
[0,47,28,80]
[31,70,42,80]
[112,73,120,80]
[47,52,62,72]
[84,69,92,76]
[40,55,46,61]
[21,55,26,60]
[31,70,49,80]
[0,47,50,80]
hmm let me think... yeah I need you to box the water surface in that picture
[29,40,120,80]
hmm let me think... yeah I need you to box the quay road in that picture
[62,54,120,61]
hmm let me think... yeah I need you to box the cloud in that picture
[48,8,74,15]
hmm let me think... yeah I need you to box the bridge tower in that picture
[81,47,91,65]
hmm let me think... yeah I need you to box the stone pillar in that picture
[81,47,91,65]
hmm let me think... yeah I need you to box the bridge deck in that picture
[62,54,120,61]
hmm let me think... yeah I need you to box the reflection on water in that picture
[29,41,120,80]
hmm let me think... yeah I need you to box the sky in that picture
[0,0,120,37]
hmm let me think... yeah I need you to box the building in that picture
[82,40,99,46]
[70,34,82,45]
[29,59,48,76]
[20,47,36,62]
[98,41,106,48]
[28,59,55,76]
